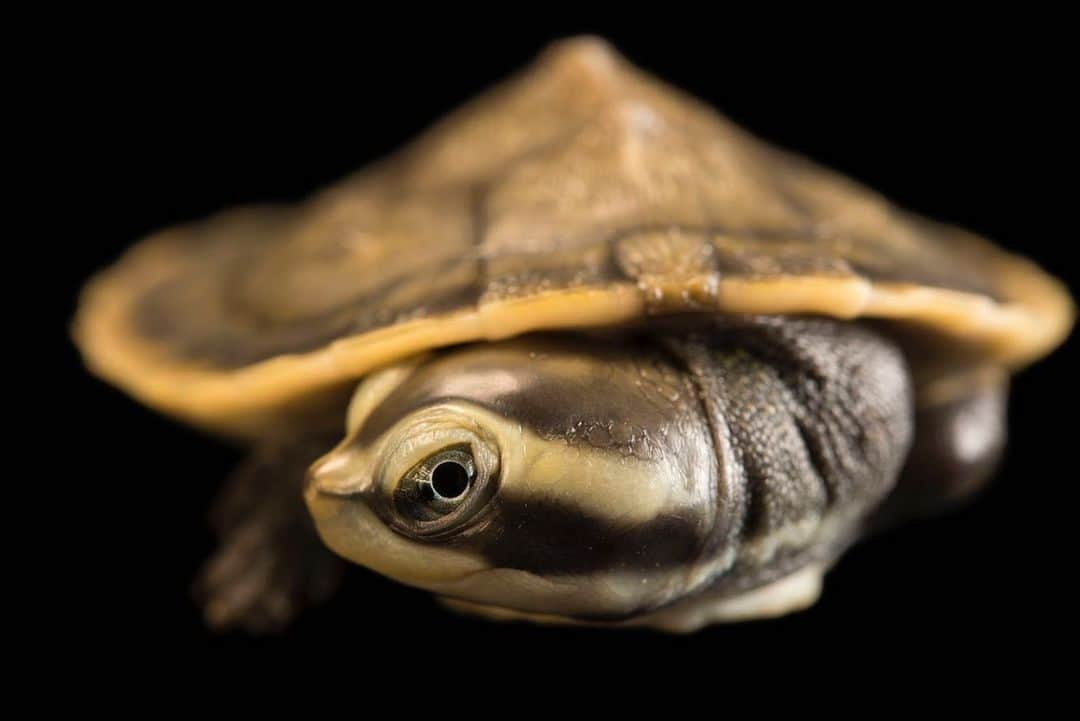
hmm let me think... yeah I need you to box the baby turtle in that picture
[73,38,1073,632]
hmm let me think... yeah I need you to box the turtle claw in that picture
[194,434,345,633]
[195,504,345,633]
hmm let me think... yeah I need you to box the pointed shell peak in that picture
[537,35,624,78]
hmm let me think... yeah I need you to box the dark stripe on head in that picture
[356,334,701,461]
[445,494,707,576]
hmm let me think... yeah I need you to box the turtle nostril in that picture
[430,461,470,500]
[307,448,373,497]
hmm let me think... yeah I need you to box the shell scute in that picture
[74,38,1073,434]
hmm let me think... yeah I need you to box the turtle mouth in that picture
[303,477,489,585]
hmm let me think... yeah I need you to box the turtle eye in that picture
[393,445,493,536]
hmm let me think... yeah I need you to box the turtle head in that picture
[303,336,717,622]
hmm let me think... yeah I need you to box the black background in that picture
[51,16,1076,677]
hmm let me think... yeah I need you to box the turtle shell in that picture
[74,38,1073,437]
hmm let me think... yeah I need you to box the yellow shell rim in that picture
[73,241,1073,437]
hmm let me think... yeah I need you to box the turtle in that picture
[73,37,1073,633]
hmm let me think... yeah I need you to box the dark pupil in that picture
[430,461,470,499]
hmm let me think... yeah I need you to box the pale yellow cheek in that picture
[304,486,699,616]
[431,567,686,618]
[305,489,487,585]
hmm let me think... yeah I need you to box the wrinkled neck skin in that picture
[305,317,913,627]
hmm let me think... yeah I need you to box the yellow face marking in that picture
[304,488,488,585]
[345,355,429,435]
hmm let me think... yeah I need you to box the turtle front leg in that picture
[194,432,345,633]
[876,371,1007,525]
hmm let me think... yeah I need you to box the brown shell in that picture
[73,37,1073,436]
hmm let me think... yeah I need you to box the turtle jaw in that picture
[303,465,489,587]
